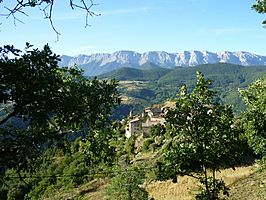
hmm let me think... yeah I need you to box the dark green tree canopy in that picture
[0,44,120,173]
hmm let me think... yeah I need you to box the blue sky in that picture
[0,0,266,56]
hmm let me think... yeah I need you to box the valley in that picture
[103,63,266,118]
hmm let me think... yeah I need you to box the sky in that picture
[0,0,266,56]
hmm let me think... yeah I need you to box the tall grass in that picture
[147,166,254,200]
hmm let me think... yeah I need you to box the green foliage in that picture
[84,127,117,167]
[125,136,135,155]
[150,124,166,137]
[0,126,120,199]
[252,0,266,26]
[106,166,148,200]
[158,72,244,199]
[240,76,266,157]
[196,177,229,200]
[142,138,154,152]
[0,44,120,199]
[0,44,120,174]
[219,89,246,115]
[109,121,127,157]
[99,67,171,81]
[126,88,155,101]
[16,143,96,199]
[7,185,27,200]
[253,0,266,13]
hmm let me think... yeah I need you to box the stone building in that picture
[125,117,142,138]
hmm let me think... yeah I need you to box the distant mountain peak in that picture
[59,50,266,76]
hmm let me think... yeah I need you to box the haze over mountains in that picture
[59,50,266,76]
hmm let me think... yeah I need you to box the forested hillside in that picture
[101,63,266,118]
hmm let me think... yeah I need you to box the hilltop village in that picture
[125,104,165,138]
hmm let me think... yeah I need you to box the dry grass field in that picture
[147,166,255,200]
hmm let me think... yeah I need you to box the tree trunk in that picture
[203,165,211,200]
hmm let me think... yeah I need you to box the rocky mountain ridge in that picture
[59,50,266,76]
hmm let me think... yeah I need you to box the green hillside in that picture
[101,63,266,117]
[100,63,266,87]
[99,66,172,81]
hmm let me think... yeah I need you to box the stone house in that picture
[125,105,166,138]
[125,117,142,138]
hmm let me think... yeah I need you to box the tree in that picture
[239,76,266,157]
[0,0,99,40]
[253,0,266,26]
[157,72,244,200]
[106,166,148,200]
[0,44,120,175]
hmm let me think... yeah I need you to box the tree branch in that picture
[0,0,99,40]
[41,0,60,41]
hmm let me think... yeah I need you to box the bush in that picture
[125,136,135,154]
[106,166,148,200]
[142,138,154,152]
[7,184,28,200]
[154,136,164,146]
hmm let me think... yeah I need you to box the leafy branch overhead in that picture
[0,0,100,40]
[253,0,266,26]
[0,44,120,173]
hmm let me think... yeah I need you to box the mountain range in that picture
[59,50,266,76]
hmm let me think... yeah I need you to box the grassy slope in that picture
[144,168,263,200]
[228,168,266,200]
[53,165,266,200]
